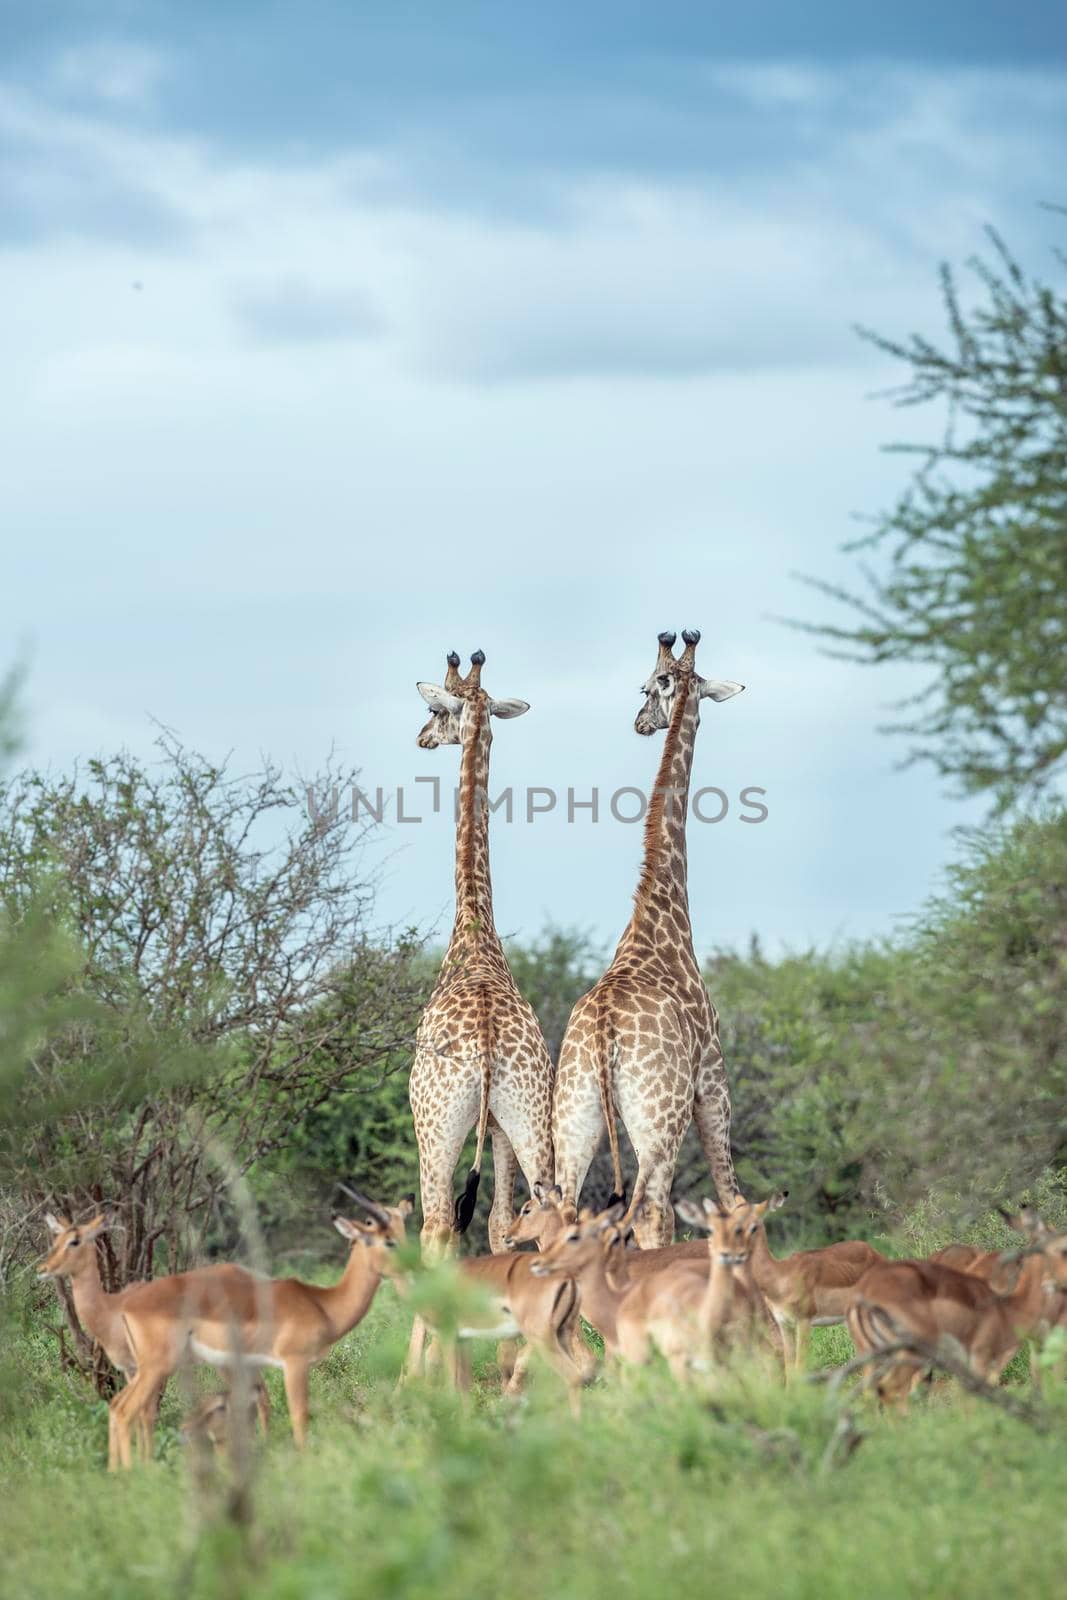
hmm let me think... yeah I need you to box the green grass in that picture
[3,1280,1067,1600]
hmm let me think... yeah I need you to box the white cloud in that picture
[51,41,170,110]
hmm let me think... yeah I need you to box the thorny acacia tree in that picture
[0,731,426,1388]
[796,219,1067,809]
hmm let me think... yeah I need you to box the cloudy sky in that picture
[5,2,1067,958]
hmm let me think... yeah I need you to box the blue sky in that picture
[5,2,1067,957]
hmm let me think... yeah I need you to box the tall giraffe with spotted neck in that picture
[411,649,554,1259]
[551,629,745,1248]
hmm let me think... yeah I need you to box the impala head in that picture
[634,628,744,736]
[333,1188,415,1278]
[180,1383,265,1451]
[530,1203,624,1277]
[997,1209,1067,1293]
[504,1182,566,1249]
[675,1195,772,1267]
[416,649,530,749]
[37,1209,114,1280]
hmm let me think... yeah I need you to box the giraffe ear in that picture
[698,677,745,703]
[417,682,463,714]
[488,697,529,720]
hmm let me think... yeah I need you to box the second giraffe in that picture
[552,628,745,1246]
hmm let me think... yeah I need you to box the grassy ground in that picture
[2,1274,1066,1600]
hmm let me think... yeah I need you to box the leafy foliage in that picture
[0,727,426,1391]
[703,812,1067,1232]
[795,221,1067,807]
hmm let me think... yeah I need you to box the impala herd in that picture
[38,1185,1067,1466]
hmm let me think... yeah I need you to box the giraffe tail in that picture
[594,1003,625,1207]
[454,1004,495,1235]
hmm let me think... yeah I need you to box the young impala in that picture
[848,1212,1067,1403]
[743,1191,885,1374]
[107,1190,413,1468]
[180,1382,271,1454]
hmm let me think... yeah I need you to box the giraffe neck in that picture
[619,679,700,962]
[440,707,508,980]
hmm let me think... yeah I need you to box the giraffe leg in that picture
[487,1121,519,1255]
[693,1046,741,1206]
[486,1123,523,1384]
[401,1115,477,1384]
[631,1158,677,1249]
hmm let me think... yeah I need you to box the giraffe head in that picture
[635,628,744,735]
[416,649,530,748]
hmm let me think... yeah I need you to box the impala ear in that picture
[81,1213,111,1241]
[699,677,745,703]
[546,1184,563,1205]
[397,1195,416,1218]
[489,697,529,720]
[675,1200,705,1231]
[44,1213,65,1236]
[769,1190,789,1211]
[532,1182,546,1202]
[417,682,463,715]
[1011,1206,1051,1239]
[333,1215,370,1242]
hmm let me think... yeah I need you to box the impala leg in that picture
[254,1378,272,1436]
[111,1364,166,1470]
[793,1319,812,1376]
[282,1359,311,1448]
[503,1339,533,1397]
[775,1315,796,1374]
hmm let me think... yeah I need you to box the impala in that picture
[39,1210,145,1457]
[107,1190,413,1468]
[743,1191,885,1373]
[848,1213,1067,1403]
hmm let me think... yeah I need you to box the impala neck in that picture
[315,1246,385,1339]
[748,1226,787,1297]
[440,708,508,981]
[698,1250,739,1345]
[68,1253,111,1343]
[577,1249,629,1352]
[618,682,700,964]
[1002,1254,1052,1333]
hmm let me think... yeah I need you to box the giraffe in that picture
[551,628,745,1248]
[410,649,555,1259]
